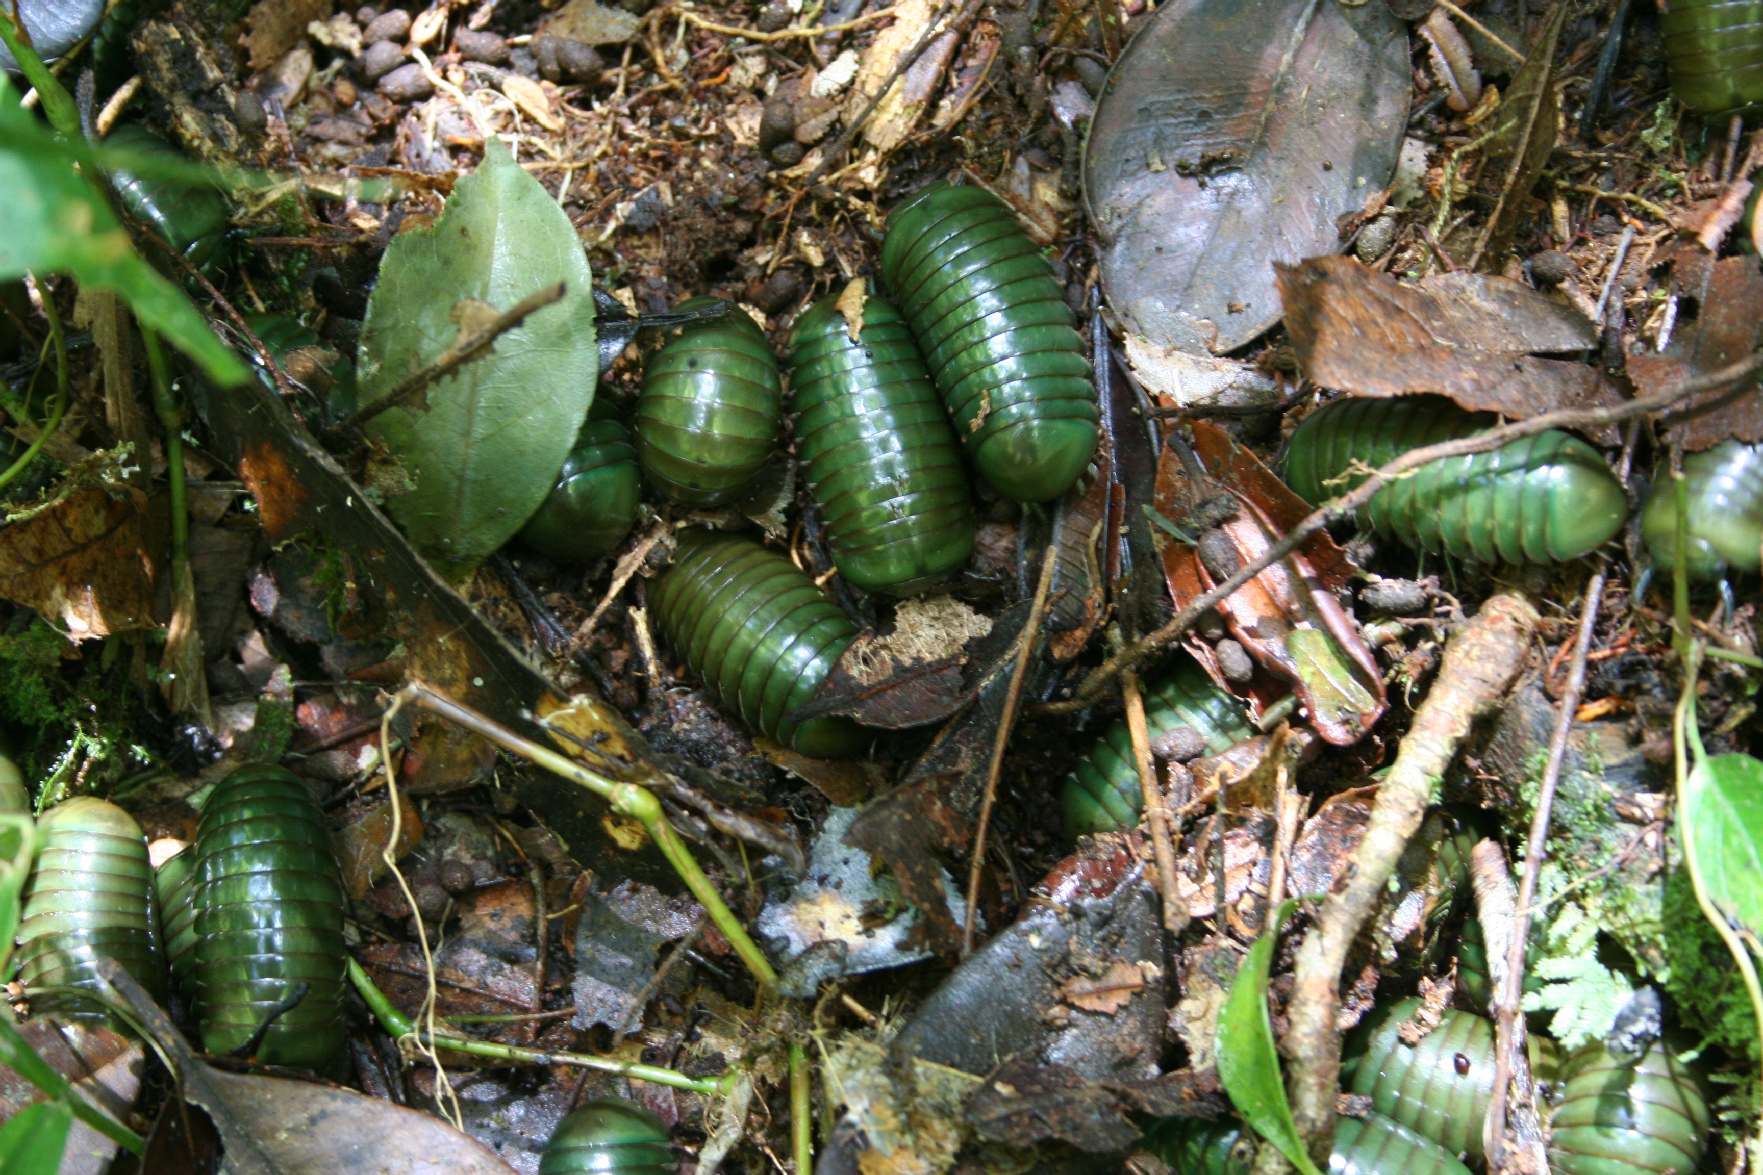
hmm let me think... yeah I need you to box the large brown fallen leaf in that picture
[0,485,158,640]
[1278,257,1620,440]
[1083,0,1408,353]
[1628,253,1763,450]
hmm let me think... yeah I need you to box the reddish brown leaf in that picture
[1277,257,1620,441]
[0,486,158,640]
[1628,254,1763,450]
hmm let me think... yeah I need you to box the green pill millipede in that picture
[0,751,26,814]
[879,183,1099,503]
[103,124,231,273]
[1639,440,1763,582]
[634,298,783,506]
[649,531,865,757]
[14,798,165,1019]
[192,765,348,1074]
[538,1099,674,1175]
[1547,1040,1709,1175]
[1143,1111,1472,1175]
[1342,998,1497,1160]
[1454,914,1542,1014]
[1060,658,1251,839]
[155,845,198,1002]
[519,418,643,563]
[1662,0,1763,113]
[1282,396,1626,565]
[788,287,975,595]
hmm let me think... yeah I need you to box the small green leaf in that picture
[1682,753,1763,945]
[357,136,598,574]
[1216,896,1325,1175]
[0,75,248,387]
[0,1101,72,1173]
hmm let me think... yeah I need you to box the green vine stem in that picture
[790,1040,812,1173]
[388,682,780,993]
[347,958,737,1097]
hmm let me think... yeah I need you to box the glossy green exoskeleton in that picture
[519,417,643,562]
[634,298,783,506]
[155,845,198,1002]
[1143,1110,1472,1175]
[14,798,165,1019]
[103,124,231,273]
[1060,658,1251,838]
[538,1099,674,1175]
[1282,396,1626,564]
[649,531,865,757]
[788,287,975,595]
[1342,998,1497,1161]
[192,765,347,1074]
[1661,0,1763,113]
[1548,1040,1708,1175]
[879,183,1099,502]
[1639,440,1763,582]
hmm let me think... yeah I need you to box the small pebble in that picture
[363,7,411,43]
[756,0,792,30]
[1196,612,1227,641]
[1355,212,1398,262]
[412,882,450,921]
[758,78,800,151]
[361,39,406,81]
[1359,577,1429,617]
[1196,529,1241,581]
[533,34,602,83]
[1187,494,1240,531]
[768,141,805,167]
[438,859,476,896]
[1214,638,1254,684]
[356,4,377,21]
[1150,726,1209,764]
[746,266,804,314]
[1073,56,1108,96]
[455,29,508,64]
[234,89,268,137]
[334,75,358,105]
[1529,249,1575,286]
[378,61,433,100]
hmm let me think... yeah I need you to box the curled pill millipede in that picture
[1282,396,1627,565]
[104,124,231,273]
[155,845,198,1003]
[1639,440,1763,583]
[788,286,975,596]
[1060,657,1252,839]
[1661,0,1763,114]
[519,417,643,563]
[14,798,165,1021]
[649,531,866,758]
[1548,1040,1709,1175]
[192,764,348,1074]
[1143,1109,1472,1175]
[538,1099,675,1175]
[879,182,1099,503]
[1342,998,1499,1161]
[634,297,783,506]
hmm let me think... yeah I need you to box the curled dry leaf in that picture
[844,0,963,154]
[0,485,158,641]
[1277,257,1620,440]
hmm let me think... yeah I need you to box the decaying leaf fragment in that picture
[1277,257,1618,439]
[0,484,158,641]
[1628,252,1763,449]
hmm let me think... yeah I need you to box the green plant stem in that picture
[141,327,187,560]
[790,1040,812,1173]
[393,682,779,992]
[346,959,735,1096]
[1701,644,1763,669]
[0,287,68,497]
[0,12,79,137]
[0,1015,145,1155]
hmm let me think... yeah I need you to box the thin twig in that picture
[1124,670,1184,934]
[963,544,1058,955]
[677,1,899,43]
[1040,353,1763,716]
[1436,0,1523,62]
[1471,840,1549,1172]
[335,280,568,433]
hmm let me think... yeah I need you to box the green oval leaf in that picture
[0,1101,72,1173]
[1217,896,1325,1175]
[1682,752,1763,944]
[357,137,597,574]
